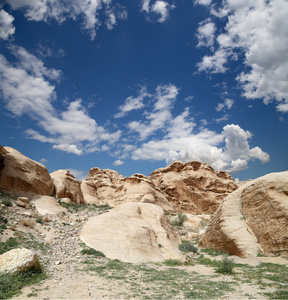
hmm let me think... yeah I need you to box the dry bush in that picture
[20,218,35,228]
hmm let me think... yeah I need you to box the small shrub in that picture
[163,259,183,266]
[170,212,188,226]
[2,198,12,207]
[36,217,44,224]
[215,255,235,275]
[20,218,35,228]
[81,247,105,257]
[179,240,198,253]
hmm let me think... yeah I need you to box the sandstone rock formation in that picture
[32,195,68,215]
[149,160,238,214]
[0,248,39,274]
[50,170,85,204]
[0,146,54,196]
[81,168,174,212]
[80,202,184,263]
[199,171,288,257]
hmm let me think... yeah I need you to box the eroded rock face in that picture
[80,202,183,263]
[0,146,54,196]
[0,248,40,274]
[81,168,174,212]
[149,160,238,214]
[50,170,85,204]
[199,171,288,257]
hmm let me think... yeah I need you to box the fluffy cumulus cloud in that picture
[113,159,124,166]
[196,0,288,112]
[0,9,15,40]
[0,47,121,155]
[141,0,175,23]
[4,0,127,39]
[114,85,269,173]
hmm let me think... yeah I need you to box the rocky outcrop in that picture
[80,202,183,263]
[0,248,40,274]
[149,160,238,214]
[50,170,85,204]
[0,146,54,196]
[81,168,174,212]
[199,171,288,257]
[32,195,68,215]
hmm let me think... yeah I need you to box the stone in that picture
[80,202,184,263]
[199,171,288,257]
[17,197,29,203]
[149,160,238,214]
[50,170,85,204]
[0,146,54,196]
[32,195,68,215]
[0,248,40,274]
[80,180,100,205]
[83,168,174,212]
[16,200,26,208]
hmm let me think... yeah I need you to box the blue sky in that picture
[0,0,287,181]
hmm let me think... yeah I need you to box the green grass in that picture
[0,237,19,255]
[81,247,105,257]
[215,255,235,275]
[179,240,198,253]
[200,248,226,256]
[170,212,188,226]
[0,266,47,299]
[2,197,12,207]
[57,201,87,213]
[163,259,183,266]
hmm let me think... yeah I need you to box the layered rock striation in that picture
[149,160,238,214]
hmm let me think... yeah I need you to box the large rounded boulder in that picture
[199,171,288,257]
[0,146,54,196]
[80,202,184,263]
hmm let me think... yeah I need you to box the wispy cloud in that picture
[114,86,150,118]
[196,0,288,112]
[216,98,234,112]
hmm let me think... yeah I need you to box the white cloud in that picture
[67,169,88,181]
[196,0,288,112]
[194,0,212,6]
[0,49,121,155]
[196,18,216,49]
[141,0,175,23]
[216,98,234,111]
[113,159,124,166]
[115,86,150,118]
[5,0,127,39]
[40,158,48,164]
[0,9,15,40]
[127,84,179,140]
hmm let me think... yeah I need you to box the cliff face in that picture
[149,160,238,214]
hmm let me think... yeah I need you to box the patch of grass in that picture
[200,248,226,256]
[81,247,105,257]
[0,237,19,254]
[163,259,183,266]
[170,212,188,226]
[196,254,218,267]
[215,255,235,275]
[2,197,12,207]
[264,289,288,299]
[0,266,47,299]
[58,201,87,213]
[179,240,198,253]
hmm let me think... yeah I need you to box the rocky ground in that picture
[1,191,288,300]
